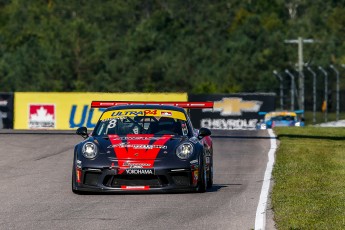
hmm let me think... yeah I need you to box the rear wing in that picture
[91,101,214,109]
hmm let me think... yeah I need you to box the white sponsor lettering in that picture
[108,144,167,149]
[125,169,154,175]
[112,136,168,141]
[123,161,151,168]
[201,118,258,130]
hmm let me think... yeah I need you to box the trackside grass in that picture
[271,127,345,230]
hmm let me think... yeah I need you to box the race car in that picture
[256,110,305,129]
[72,101,213,193]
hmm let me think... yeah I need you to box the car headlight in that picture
[176,142,194,159]
[82,142,98,159]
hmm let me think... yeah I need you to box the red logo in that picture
[29,104,56,129]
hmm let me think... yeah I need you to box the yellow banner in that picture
[100,109,187,121]
[14,92,187,130]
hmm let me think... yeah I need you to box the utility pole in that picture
[318,66,328,123]
[330,65,339,121]
[284,37,315,115]
[273,70,284,110]
[285,69,296,111]
[306,66,317,124]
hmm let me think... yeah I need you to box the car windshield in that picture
[94,109,189,136]
[269,115,296,121]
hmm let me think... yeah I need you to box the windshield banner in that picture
[100,109,186,121]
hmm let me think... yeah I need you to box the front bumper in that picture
[73,166,199,193]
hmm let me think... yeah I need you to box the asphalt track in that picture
[0,130,275,230]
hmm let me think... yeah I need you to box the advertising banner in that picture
[14,92,187,130]
[0,93,14,129]
[188,93,276,130]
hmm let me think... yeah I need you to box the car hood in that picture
[94,134,190,169]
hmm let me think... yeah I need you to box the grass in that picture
[271,127,345,230]
[303,111,345,125]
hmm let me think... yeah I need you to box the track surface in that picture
[0,130,272,230]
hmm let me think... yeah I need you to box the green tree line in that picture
[0,0,345,93]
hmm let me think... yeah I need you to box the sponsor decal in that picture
[202,97,262,116]
[101,109,187,121]
[121,186,150,190]
[124,169,154,175]
[108,134,172,175]
[111,136,169,141]
[206,157,210,164]
[161,111,172,116]
[29,104,56,129]
[122,161,151,168]
[107,144,167,149]
[0,100,8,106]
[76,160,82,169]
[190,159,198,164]
[201,118,258,130]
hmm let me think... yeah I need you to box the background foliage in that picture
[1,0,345,94]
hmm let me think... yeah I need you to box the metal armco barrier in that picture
[0,93,14,129]
[188,93,276,130]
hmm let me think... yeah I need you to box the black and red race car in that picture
[72,101,213,193]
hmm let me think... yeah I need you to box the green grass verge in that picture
[303,111,345,126]
[271,127,345,230]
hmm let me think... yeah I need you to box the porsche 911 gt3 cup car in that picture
[72,101,213,193]
[256,110,305,129]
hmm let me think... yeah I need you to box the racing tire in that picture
[207,160,213,189]
[196,157,207,193]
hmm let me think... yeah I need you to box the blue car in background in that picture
[256,110,305,129]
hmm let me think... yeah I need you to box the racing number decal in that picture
[144,110,157,115]
[108,119,117,128]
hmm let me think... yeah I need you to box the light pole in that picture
[273,70,284,110]
[318,66,328,122]
[284,37,315,112]
[285,69,295,111]
[306,66,317,124]
[329,65,339,121]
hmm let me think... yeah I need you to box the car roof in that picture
[104,104,186,113]
[265,111,297,119]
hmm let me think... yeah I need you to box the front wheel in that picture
[196,158,207,193]
[207,157,213,188]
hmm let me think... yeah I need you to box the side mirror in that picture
[76,127,88,139]
[198,127,211,139]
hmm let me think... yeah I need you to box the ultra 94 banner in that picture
[188,93,276,130]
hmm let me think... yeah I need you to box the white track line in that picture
[255,129,277,230]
